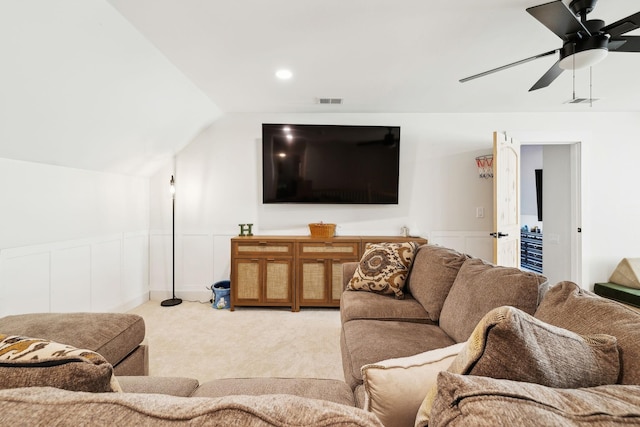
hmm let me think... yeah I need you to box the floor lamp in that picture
[161,175,182,307]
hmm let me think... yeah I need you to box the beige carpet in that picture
[128,301,344,384]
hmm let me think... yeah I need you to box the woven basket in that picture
[308,223,336,238]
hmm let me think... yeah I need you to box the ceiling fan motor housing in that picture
[570,0,598,18]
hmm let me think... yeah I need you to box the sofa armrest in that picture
[342,262,358,290]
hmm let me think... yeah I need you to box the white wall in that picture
[148,111,640,299]
[542,145,573,286]
[520,145,543,230]
[0,159,150,316]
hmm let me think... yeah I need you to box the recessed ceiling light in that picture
[275,69,293,80]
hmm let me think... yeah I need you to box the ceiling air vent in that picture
[316,97,343,105]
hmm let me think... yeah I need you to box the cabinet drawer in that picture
[233,241,293,257]
[298,241,359,258]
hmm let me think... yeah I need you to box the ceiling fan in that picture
[460,0,640,91]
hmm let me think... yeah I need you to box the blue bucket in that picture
[212,280,231,309]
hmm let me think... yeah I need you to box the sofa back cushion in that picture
[0,387,384,426]
[439,258,548,342]
[448,306,619,387]
[423,372,640,427]
[406,245,469,322]
[535,281,640,385]
[416,306,620,426]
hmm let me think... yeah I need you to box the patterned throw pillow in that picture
[0,334,121,393]
[347,242,419,299]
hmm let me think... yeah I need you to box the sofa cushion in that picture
[0,334,121,393]
[193,378,354,407]
[341,320,455,390]
[117,376,199,397]
[340,291,432,324]
[0,387,384,426]
[420,372,640,427]
[418,306,620,424]
[406,245,469,321]
[535,280,640,385]
[361,342,465,427]
[439,258,547,342]
[347,242,419,299]
[450,306,619,386]
[0,312,145,368]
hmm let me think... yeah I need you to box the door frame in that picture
[519,140,582,285]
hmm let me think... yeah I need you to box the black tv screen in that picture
[262,124,400,204]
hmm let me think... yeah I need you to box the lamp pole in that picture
[161,175,182,307]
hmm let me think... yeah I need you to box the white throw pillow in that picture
[361,342,466,427]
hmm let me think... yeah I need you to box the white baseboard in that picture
[114,292,150,312]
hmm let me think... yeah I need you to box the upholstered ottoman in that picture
[0,312,148,376]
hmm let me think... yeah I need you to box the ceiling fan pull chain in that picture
[590,66,593,108]
[572,43,576,101]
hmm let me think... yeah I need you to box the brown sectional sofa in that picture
[4,243,640,426]
[340,244,548,404]
[0,312,380,425]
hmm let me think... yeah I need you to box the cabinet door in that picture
[297,241,359,307]
[264,259,293,304]
[298,258,357,307]
[330,260,344,303]
[233,258,261,305]
[299,259,328,304]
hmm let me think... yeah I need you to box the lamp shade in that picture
[559,35,609,70]
[559,48,608,70]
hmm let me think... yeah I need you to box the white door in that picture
[493,131,520,267]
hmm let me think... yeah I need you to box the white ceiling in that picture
[108,0,640,113]
[2,1,638,176]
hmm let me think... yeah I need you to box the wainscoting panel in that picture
[213,235,232,283]
[427,231,493,261]
[123,233,149,303]
[0,232,149,317]
[182,234,214,290]
[1,252,50,315]
[149,231,233,302]
[51,245,92,312]
[149,232,172,296]
[91,238,123,312]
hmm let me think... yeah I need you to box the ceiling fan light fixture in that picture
[559,47,608,70]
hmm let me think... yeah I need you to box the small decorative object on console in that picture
[308,222,336,238]
[238,224,254,236]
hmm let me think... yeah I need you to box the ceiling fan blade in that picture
[610,36,640,53]
[529,60,563,92]
[526,1,590,40]
[602,11,640,38]
[460,50,557,83]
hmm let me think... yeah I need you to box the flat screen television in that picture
[262,124,400,204]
